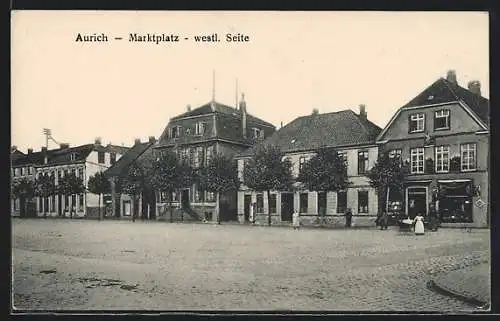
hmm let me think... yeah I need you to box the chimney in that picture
[280,121,283,129]
[60,143,69,149]
[28,148,33,154]
[148,136,156,143]
[446,70,458,85]
[41,147,48,164]
[94,137,102,146]
[468,80,481,96]
[312,108,319,115]
[186,104,191,112]
[134,138,141,145]
[239,93,247,139]
[359,104,367,118]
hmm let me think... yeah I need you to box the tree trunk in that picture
[386,185,390,214]
[169,193,174,223]
[98,193,102,221]
[202,191,206,222]
[70,195,73,219]
[267,190,271,226]
[215,192,220,224]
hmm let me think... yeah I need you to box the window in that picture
[195,146,204,168]
[64,195,69,210]
[256,194,264,213]
[28,167,33,175]
[435,146,450,173]
[98,151,105,164]
[70,153,76,161]
[71,195,76,211]
[409,113,425,133]
[38,197,43,212]
[269,194,277,214]
[78,168,84,179]
[461,143,477,171]
[44,197,49,214]
[337,151,348,166]
[58,170,62,180]
[14,168,20,176]
[410,148,424,174]
[180,148,189,161]
[337,191,347,213]
[299,193,308,213]
[318,192,327,216]
[14,198,20,211]
[110,153,116,164]
[169,126,181,138]
[358,151,369,175]
[434,110,450,130]
[71,168,76,176]
[50,195,55,212]
[206,146,214,164]
[253,128,264,139]
[299,156,307,173]
[79,194,84,212]
[123,200,131,216]
[206,191,215,202]
[389,149,402,159]
[195,122,206,135]
[20,167,25,176]
[358,191,369,213]
[193,185,203,202]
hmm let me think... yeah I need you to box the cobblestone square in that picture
[12,219,489,312]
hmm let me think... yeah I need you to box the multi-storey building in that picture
[376,70,490,227]
[10,139,129,218]
[153,94,275,222]
[235,105,382,227]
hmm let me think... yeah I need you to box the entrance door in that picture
[181,189,190,209]
[244,195,251,222]
[407,187,427,219]
[281,193,294,222]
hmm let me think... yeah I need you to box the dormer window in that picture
[70,153,77,161]
[253,128,264,139]
[169,126,181,138]
[409,113,425,133]
[434,110,450,130]
[195,122,206,135]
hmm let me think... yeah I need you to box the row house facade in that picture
[236,106,382,227]
[153,94,276,223]
[376,70,490,227]
[10,139,129,218]
[105,137,157,220]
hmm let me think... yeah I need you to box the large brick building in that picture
[376,70,490,227]
[153,94,275,222]
[236,105,382,227]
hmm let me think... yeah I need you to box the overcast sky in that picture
[11,11,489,152]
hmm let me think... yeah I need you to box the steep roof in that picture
[238,109,382,157]
[402,78,489,126]
[105,142,153,178]
[105,144,130,155]
[171,101,275,128]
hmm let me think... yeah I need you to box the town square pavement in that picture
[11,218,490,312]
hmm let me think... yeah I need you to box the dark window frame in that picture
[358,190,369,213]
[299,193,308,213]
[337,190,347,213]
[434,109,451,131]
[358,150,369,175]
[408,112,425,133]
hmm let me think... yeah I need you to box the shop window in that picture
[337,190,347,213]
[300,193,308,213]
[358,191,369,213]
[256,194,264,213]
[269,194,277,214]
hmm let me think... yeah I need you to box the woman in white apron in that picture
[249,202,255,224]
[292,210,300,230]
[414,214,425,235]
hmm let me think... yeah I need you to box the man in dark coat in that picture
[345,208,353,228]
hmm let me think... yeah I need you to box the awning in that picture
[438,179,472,183]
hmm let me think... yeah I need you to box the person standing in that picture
[379,211,389,230]
[292,210,300,230]
[345,208,353,228]
[249,202,255,225]
[414,214,425,235]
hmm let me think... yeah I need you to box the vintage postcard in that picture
[10,10,490,313]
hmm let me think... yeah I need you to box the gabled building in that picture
[236,105,382,227]
[376,70,490,227]
[105,137,157,220]
[10,139,129,218]
[154,94,276,222]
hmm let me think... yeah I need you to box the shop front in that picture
[437,179,474,224]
